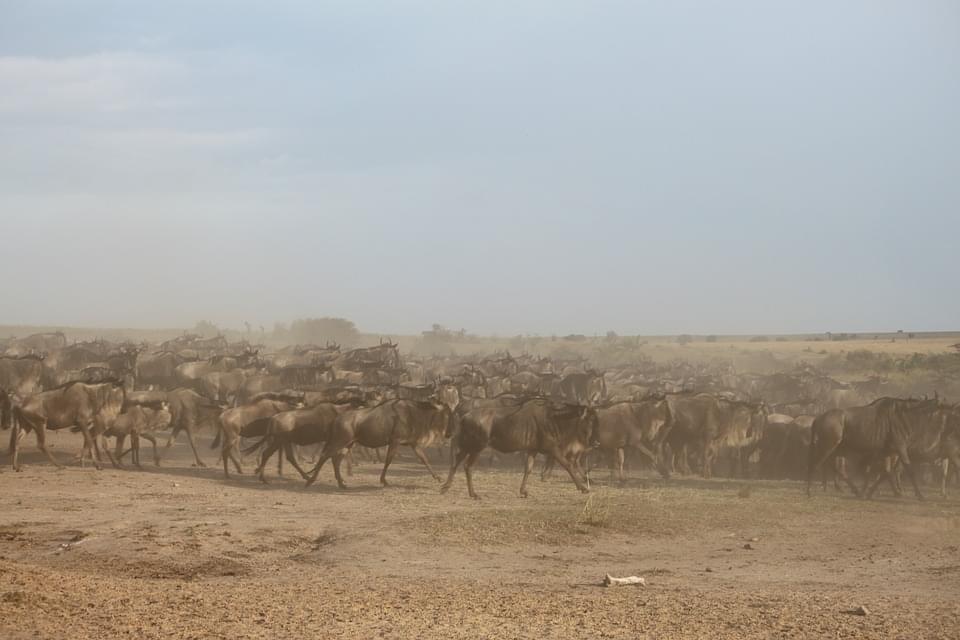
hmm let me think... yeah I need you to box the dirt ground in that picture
[1,431,959,639]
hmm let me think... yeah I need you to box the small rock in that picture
[743,543,754,550]
[705,567,713,573]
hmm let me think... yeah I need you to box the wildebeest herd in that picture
[2,331,959,501]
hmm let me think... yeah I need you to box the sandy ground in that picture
[1,431,959,639]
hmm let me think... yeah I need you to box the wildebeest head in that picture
[581,406,600,448]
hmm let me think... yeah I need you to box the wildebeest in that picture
[135,350,189,389]
[106,404,172,468]
[162,388,225,467]
[217,394,300,477]
[557,371,607,406]
[10,381,125,470]
[0,354,45,396]
[241,399,362,483]
[3,331,66,357]
[758,414,812,480]
[305,399,453,489]
[440,398,597,499]
[666,394,767,478]
[593,399,673,482]
[806,397,952,499]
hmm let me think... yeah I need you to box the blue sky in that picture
[1,1,958,335]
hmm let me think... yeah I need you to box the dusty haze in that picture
[2,2,958,335]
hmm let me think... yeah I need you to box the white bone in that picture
[603,574,645,587]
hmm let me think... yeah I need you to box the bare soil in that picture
[1,431,959,639]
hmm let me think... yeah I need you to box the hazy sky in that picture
[2,1,958,335]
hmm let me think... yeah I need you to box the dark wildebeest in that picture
[758,414,812,480]
[3,331,66,357]
[241,399,363,483]
[217,394,300,477]
[666,394,767,478]
[1,389,12,433]
[0,354,45,396]
[158,388,226,467]
[105,404,172,468]
[440,398,597,499]
[593,399,673,482]
[135,351,189,389]
[557,371,607,406]
[938,408,960,497]
[305,399,453,489]
[10,381,125,470]
[806,397,952,500]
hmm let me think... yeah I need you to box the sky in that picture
[1,1,958,336]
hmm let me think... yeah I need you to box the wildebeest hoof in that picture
[519,492,528,498]
[439,484,451,494]
[470,493,480,500]
[579,487,590,494]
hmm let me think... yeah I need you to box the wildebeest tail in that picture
[241,416,273,439]
[0,392,11,431]
[240,417,274,455]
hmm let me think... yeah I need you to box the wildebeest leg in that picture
[332,451,349,489]
[305,440,342,487]
[411,445,441,482]
[99,432,121,469]
[834,456,862,497]
[539,456,554,481]
[379,442,399,486]
[183,427,207,467]
[548,446,589,493]
[131,433,142,469]
[864,459,889,499]
[701,442,713,479]
[519,452,537,498]
[678,444,692,475]
[277,447,283,478]
[76,423,103,471]
[616,448,626,483]
[440,448,469,495]
[464,451,481,499]
[228,440,243,475]
[115,434,127,462]
[808,443,846,497]
[32,423,62,470]
[895,446,924,500]
[138,432,160,466]
[255,440,282,483]
[283,442,312,480]
[222,441,231,478]
[10,417,22,471]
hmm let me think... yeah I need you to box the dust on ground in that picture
[1,431,958,639]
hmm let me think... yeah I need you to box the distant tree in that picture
[677,334,693,345]
[705,335,717,343]
[193,320,220,337]
[283,317,358,346]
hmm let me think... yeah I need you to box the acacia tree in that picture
[281,317,359,346]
